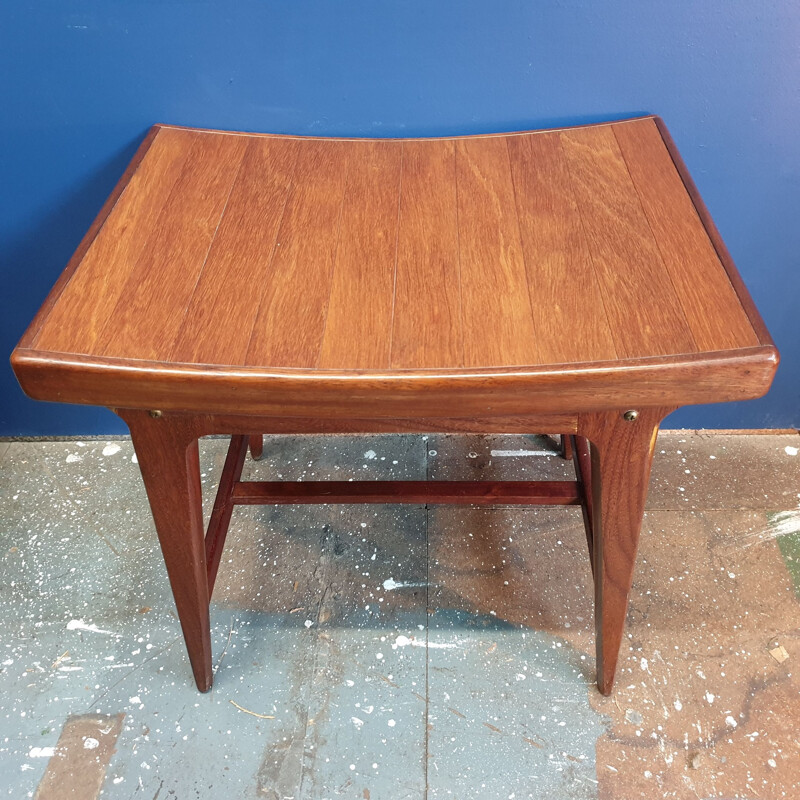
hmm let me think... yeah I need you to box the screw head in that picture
[623,409,639,422]
[149,409,163,419]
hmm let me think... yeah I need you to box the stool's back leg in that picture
[249,434,264,460]
[118,410,213,692]
[578,407,672,695]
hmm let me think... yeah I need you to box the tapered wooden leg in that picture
[118,410,213,692]
[578,407,672,695]
[560,433,573,461]
[249,434,263,461]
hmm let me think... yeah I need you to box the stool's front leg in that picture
[118,410,213,692]
[578,407,672,695]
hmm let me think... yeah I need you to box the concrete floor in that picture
[0,431,799,799]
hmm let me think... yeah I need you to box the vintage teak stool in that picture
[11,116,778,695]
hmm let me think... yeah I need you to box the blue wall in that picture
[2,2,798,435]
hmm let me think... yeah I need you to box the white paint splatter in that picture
[705,692,715,704]
[726,715,738,728]
[83,737,100,750]
[640,657,649,672]
[65,453,81,463]
[102,443,122,456]
[673,699,683,711]
[738,510,800,547]
[382,578,428,591]
[131,453,138,463]
[28,747,55,758]
[364,450,377,460]
[392,634,460,650]
[351,717,364,728]
[304,620,314,629]
[129,696,141,705]
[785,446,798,456]
[387,719,396,727]
[490,449,553,457]
[769,511,800,537]
[66,619,115,635]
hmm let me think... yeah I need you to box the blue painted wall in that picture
[2,2,798,435]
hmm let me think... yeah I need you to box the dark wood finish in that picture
[120,411,578,436]
[31,128,200,353]
[248,434,263,460]
[118,409,213,692]
[245,141,347,368]
[652,116,775,347]
[11,117,779,696]
[391,140,461,368]
[571,435,594,572]
[317,141,402,369]
[559,125,697,359]
[507,132,618,364]
[172,138,299,366]
[579,408,673,695]
[231,479,581,506]
[16,126,163,350]
[13,117,777,420]
[94,134,250,361]
[455,136,537,367]
[612,120,758,352]
[12,346,777,419]
[560,433,573,461]
[205,434,248,596]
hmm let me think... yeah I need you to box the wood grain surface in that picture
[13,116,777,417]
[172,137,298,366]
[579,407,673,694]
[119,409,213,692]
[317,140,402,369]
[12,118,781,698]
[391,139,461,368]
[507,132,618,364]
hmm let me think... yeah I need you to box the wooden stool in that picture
[11,116,778,695]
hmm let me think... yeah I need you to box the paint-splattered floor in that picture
[0,431,799,799]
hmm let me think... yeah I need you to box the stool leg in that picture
[249,434,264,461]
[578,407,671,695]
[560,433,573,460]
[119,411,213,692]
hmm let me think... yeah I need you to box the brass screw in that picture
[149,409,163,419]
[623,409,639,422]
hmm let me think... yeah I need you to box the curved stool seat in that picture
[12,117,778,694]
